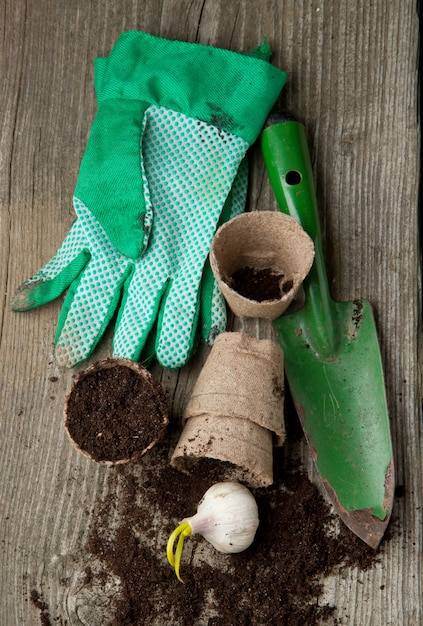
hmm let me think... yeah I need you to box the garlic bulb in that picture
[167,481,259,582]
[187,481,259,553]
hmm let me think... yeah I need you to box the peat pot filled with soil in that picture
[210,211,314,319]
[64,358,169,464]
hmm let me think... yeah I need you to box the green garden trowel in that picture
[261,113,394,549]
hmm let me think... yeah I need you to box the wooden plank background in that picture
[0,1,421,624]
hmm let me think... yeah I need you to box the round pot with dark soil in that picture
[210,210,314,319]
[64,358,169,465]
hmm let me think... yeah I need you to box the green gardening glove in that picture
[12,31,287,369]
[92,52,249,358]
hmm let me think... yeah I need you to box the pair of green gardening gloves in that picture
[13,31,287,369]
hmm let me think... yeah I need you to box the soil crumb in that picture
[30,589,52,626]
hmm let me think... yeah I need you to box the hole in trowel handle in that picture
[286,170,302,186]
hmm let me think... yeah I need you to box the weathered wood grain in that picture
[0,1,421,624]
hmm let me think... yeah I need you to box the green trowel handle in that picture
[261,117,337,357]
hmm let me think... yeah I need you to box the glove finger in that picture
[199,157,249,343]
[200,258,228,345]
[12,220,89,311]
[154,275,202,370]
[218,156,249,225]
[54,258,131,368]
[112,265,168,363]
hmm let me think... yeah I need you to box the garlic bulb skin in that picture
[185,482,259,554]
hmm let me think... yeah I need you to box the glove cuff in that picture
[97,31,287,144]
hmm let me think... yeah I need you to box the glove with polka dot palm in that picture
[12,31,287,369]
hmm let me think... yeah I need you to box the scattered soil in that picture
[352,299,364,327]
[228,266,293,302]
[83,412,381,625]
[65,361,168,463]
[30,589,52,626]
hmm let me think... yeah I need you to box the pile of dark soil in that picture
[84,434,379,625]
